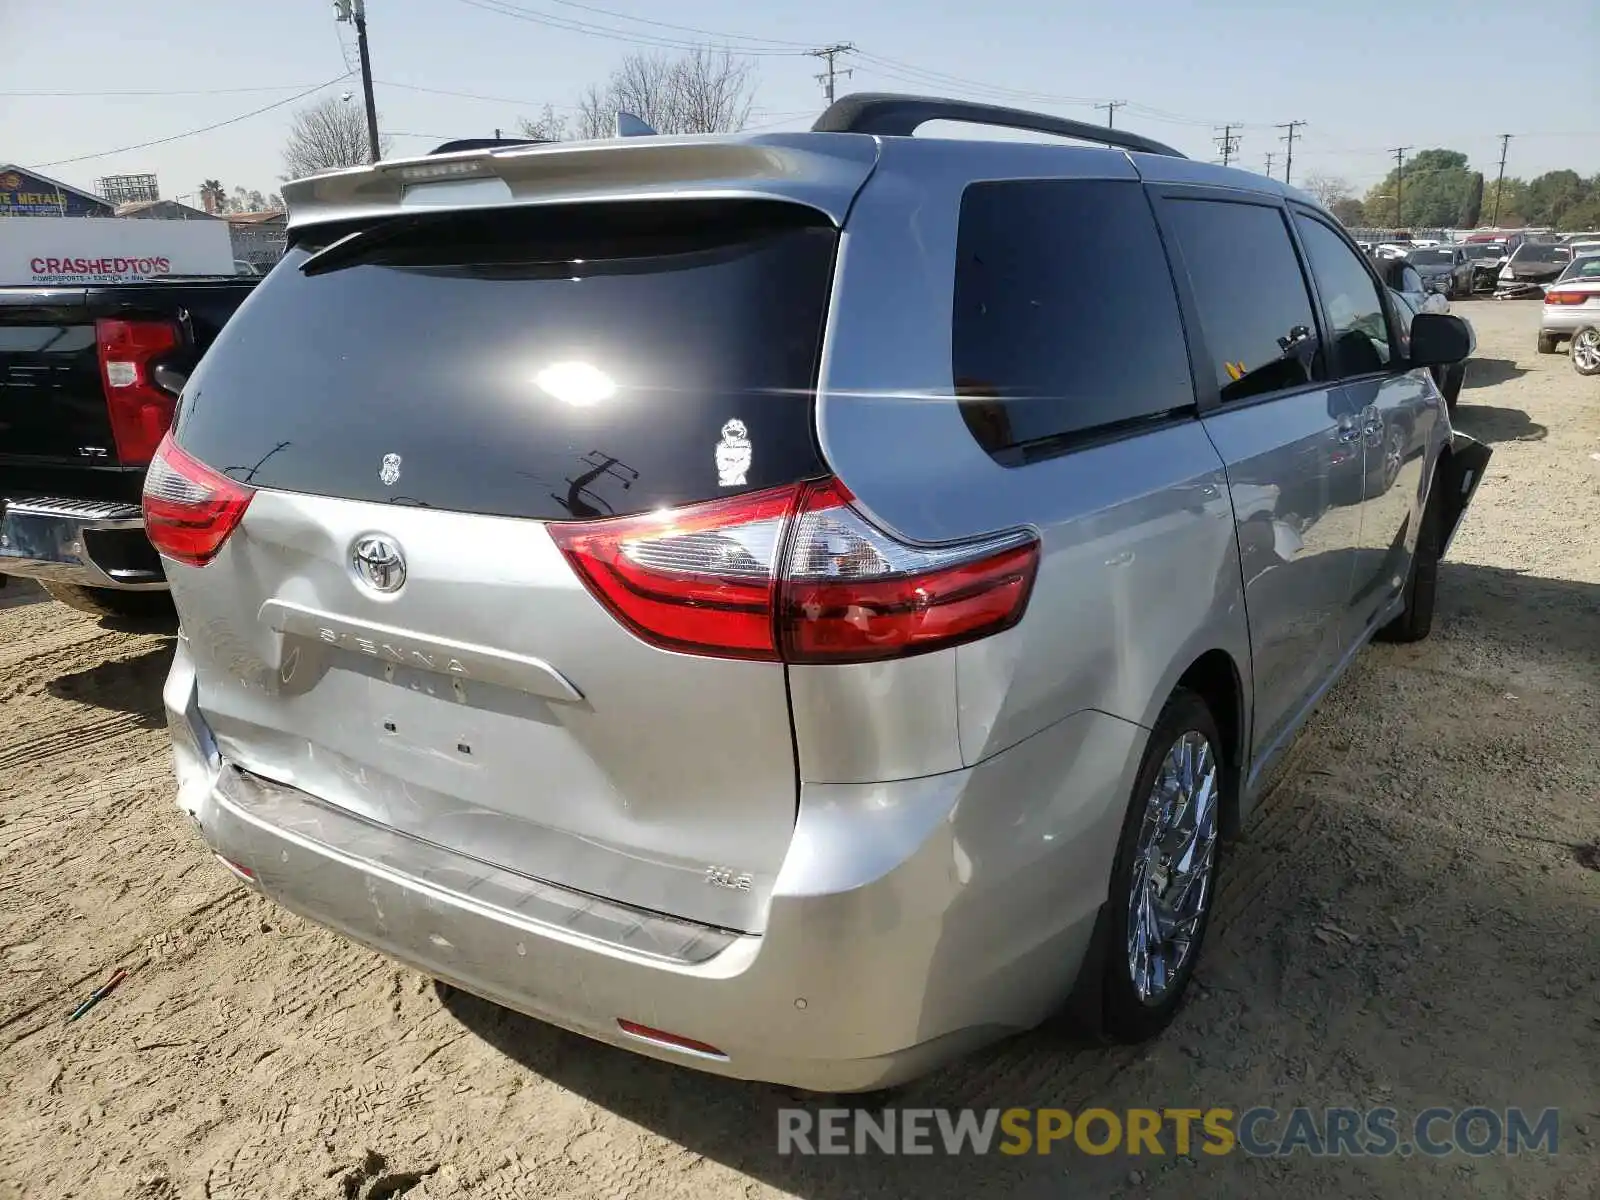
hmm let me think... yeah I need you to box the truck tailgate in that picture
[0,289,115,466]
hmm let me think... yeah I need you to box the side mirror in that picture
[1407,312,1474,369]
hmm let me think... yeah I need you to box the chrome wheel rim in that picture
[1574,329,1600,372]
[1127,730,1219,1003]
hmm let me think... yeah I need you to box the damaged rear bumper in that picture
[163,639,1133,1092]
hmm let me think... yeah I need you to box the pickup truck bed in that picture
[0,277,257,615]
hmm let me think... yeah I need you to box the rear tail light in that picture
[1544,290,1589,305]
[96,318,182,464]
[553,479,1039,664]
[141,434,253,567]
[616,1019,726,1059]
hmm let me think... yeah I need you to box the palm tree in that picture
[200,179,226,214]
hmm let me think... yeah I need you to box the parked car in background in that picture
[1496,242,1572,298]
[1558,231,1600,245]
[153,95,1490,1091]
[1460,242,1508,292]
[0,276,258,620]
[1537,253,1600,354]
[1381,263,1468,409]
[1561,240,1600,262]
[1404,245,1475,299]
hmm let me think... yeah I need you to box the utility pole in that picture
[809,43,854,105]
[1390,145,1411,226]
[1276,120,1305,185]
[1491,132,1513,226]
[335,0,381,163]
[1213,125,1240,167]
[1264,151,1275,177]
[1095,100,1126,129]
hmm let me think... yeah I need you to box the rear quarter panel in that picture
[812,140,1253,768]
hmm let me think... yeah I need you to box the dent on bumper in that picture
[164,641,1139,1091]
[0,497,165,590]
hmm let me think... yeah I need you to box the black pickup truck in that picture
[0,277,257,620]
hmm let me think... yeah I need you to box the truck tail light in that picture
[553,479,1039,664]
[142,434,253,567]
[96,317,182,465]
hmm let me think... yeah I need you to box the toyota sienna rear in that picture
[158,98,1486,1089]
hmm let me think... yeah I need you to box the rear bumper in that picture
[0,496,166,590]
[163,641,1142,1092]
[1539,309,1600,337]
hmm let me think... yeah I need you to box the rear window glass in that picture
[1512,244,1569,264]
[951,179,1194,460]
[174,201,837,521]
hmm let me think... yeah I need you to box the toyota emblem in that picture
[352,534,406,594]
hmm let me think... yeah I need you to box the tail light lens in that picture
[1544,290,1589,305]
[96,318,182,464]
[553,479,1039,664]
[781,480,1038,663]
[141,434,253,567]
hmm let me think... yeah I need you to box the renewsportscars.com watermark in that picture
[777,1107,1561,1158]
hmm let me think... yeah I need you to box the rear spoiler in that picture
[279,133,880,233]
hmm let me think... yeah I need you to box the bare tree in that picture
[516,104,569,143]
[281,95,391,180]
[1301,171,1355,209]
[671,48,754,136]
[565,49,755,139]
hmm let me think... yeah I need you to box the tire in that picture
[1536,332,1560,355]
[40,582,176,627]
[1101,688,1228,1043]
[1571,326,1600,377]
[1374,472,1442,644]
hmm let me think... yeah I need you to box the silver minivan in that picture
[154,96,1490,1091]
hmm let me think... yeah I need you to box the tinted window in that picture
[174,202,836,521]
[951,179,1193,458]
[1512,244,1570,264]
[1408,248,1454,265]
[1294,215,1393,378]
[1161,199,1323,403]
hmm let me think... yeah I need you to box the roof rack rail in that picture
[429,136,549,156]
[811,92,1187,159]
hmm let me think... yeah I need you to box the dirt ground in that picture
[1,300,1596,1200]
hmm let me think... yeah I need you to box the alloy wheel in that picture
[1573,328,1600,373]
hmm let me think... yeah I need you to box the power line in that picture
[27,75,350,169]
[0,83,323,98]
[1095,100,1127,129]
[536,0,814,48]
[376,79,582,111]
[452,0,810,55]
[810,43,854,105]
[1277,120,1306,184]
[1214,124,1240,166]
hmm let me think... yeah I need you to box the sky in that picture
[2,0,1596,206]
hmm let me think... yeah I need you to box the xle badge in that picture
[715,419,751,487]
[379,453,402,486]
